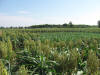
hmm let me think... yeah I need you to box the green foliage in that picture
[67,49,79,74]
[0,41,8,58]
[17,65,28,75]
[33,56,57,75]
[1,29,100,75]
[69,21,73,27]
[87,50,99,74]
[6,37,13,60]
[0,60,8,75]
[16,50,57,75]
[98,20,100,28]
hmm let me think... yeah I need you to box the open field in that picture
[1,0,100,74]
[0,28,100,75]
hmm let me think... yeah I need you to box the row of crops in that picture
[15,28,100,33]
[0,29,100,75]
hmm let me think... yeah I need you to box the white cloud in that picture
[18,11,31,14]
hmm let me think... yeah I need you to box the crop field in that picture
[1,28,100,75]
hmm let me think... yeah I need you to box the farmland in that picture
[0,28,100,75]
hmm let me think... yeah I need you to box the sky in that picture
[0,0,100,27]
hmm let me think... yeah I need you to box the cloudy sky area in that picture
[0,0,100,27]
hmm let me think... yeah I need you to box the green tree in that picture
[98,20,100,28]
[69,21,73,27]
[63,23,67,27]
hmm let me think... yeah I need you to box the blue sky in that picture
[0,0,100,27]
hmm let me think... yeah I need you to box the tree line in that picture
[28,22,90,29]
[2,21,100,29]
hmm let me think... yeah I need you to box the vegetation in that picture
[98,20,100,28]
[0,28,100,75]
[0,24,91,29]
